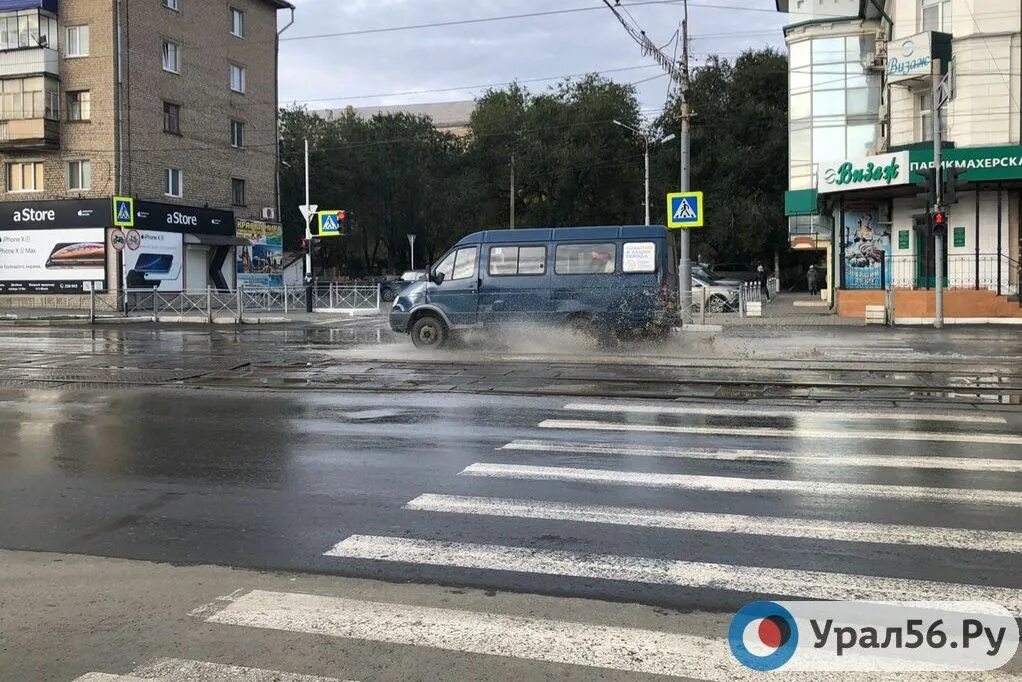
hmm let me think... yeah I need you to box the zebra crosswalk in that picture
[74,398,1022,680]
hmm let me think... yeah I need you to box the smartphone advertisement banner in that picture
[122,230,184,291]
[0,228,106,293]
[236,219,283,288]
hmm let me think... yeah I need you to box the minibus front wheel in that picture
[410,314,449,349]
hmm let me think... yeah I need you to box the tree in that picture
[652,48,789,266]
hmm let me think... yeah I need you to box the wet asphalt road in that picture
[3,385,1022,613]
[3,324,1022,680]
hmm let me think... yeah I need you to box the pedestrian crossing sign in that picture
[320,213,340,236]
[667,191,704,229]
[113,196,134,228]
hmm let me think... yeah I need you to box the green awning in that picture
[785,189,820,216]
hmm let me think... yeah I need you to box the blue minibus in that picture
[390,225,680,348]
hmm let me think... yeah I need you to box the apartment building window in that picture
[163,0,179,10]
[0,77,60,121]
[918,92,948,142]
[922,0,951,33]
[67,160,91,191]
[0,11,58,51]
[230,64,246,93]
[67,91,90,121]
[230,119,245,148]
[230,8,245,38]
[162,40,180,74]
[7,162,44,192]
[231,178,246,206]
[65,25,89,57]
[164,102,180,134]
[164,168,183,198]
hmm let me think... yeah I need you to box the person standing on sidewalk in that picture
[757,265,771,301]
[807,265,818,296]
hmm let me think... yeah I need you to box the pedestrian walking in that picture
[757,264,770,301]
[807,265,818,296]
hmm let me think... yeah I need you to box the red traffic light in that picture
[933,211,946,225]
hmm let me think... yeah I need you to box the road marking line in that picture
[199,589,738,680]
[538,418,1022,445]
[500,439,1022,473]
[460,463,1022,507]
[326,535,1022,614]
[562,401,1009,425]
[404,494,1022,553]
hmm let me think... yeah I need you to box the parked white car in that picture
[692,273,739,313]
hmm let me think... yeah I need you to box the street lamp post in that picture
[613,120,674,226]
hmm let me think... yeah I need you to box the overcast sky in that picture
[278,0,788,121]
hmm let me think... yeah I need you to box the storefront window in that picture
[790,93,811,120]
[788,33,882,184]
[846,125,877,157]
[812,37,845,64]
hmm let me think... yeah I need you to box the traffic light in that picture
[943,167,967,205]
[337,210,353,237]
[915,167,937,207]
[932,209,948,236]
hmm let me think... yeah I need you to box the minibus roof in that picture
[455,225,669,247]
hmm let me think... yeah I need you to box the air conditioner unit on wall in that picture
[261,207,276,221]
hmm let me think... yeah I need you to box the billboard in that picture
[843,203,890,290]
[236,220,283,287]
[0,228,106,293]
[122,230,184,291]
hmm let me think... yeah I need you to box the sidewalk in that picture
[704,292,862,328]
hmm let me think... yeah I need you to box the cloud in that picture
[279,0,786,118]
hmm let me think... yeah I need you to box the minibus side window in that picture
[451,247,478,280]
[554,243,616,274]
[489,245,547,276]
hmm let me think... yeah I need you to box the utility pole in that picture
[678,1,693,321]
[932,58,946,329]
[304,138,312,278]
[644,137,651,226]
[509,153,516,229]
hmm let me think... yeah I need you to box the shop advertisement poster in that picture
[236,220,283,288]
[0,229,106,293]
[122,230,184,291]
[843,204,890,289]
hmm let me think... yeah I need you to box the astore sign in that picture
[166,211,199,227]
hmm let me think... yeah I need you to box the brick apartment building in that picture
[0,0,293,295]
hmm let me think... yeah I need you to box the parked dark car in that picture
[708,262,758,283]
[380,270,428,302]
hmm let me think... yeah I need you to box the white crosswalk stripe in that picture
[73,659,351,682]
[325,535,1022,614]
[500,438,1022,472]
[311,397,1022,678]
[538,418,1022,445]
[404,493,1022,553]
[562,401,1010,425]
[196,589,738,680]
[460,462,1022,506]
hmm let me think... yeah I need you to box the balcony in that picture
[0,47,57,78]
[0,117,58,149]
[0,1,58,12]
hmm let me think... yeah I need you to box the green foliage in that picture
[279,48,788,275]
[652,48,789,265]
